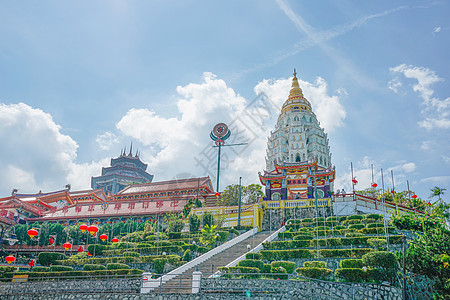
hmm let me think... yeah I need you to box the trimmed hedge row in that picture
[340,259,364,269]
[103,245,183,256]
[261,248,374,260]
[56,254,181,266]
[3,269,143,279]
[296,267,333,280]
[38,252,67,266]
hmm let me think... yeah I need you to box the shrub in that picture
[286,219,302,225]
[349,224,365,230]
[83,264,106,271]
[32,266,50,272]
[270,261,295,274]
[326,216,339,222]
[359,227,389,234]
[365,214,382,220]
[50,265,73,272]
[245,253,262,260]
[182,249,191,262]
[362,251,397,283]
[338,216,347,221]
[335,268,367,282]
[123,251,140,257]
[363,218,379,224]
[228,228,240,236]
[261,264,271,274]
[38,252,67,266]
[313,217,325,223]
[228,266,261,278]
[260,249,316,260]
[367,223,384,229]
[347,215,364,220]
[166,255,181,265]
[301,218,313,223]
[238,259,263,271]
[319,248,374,258]
[303,261,326,268]
[3,269,143,279]
[345,232,364,238]
[298,227,313,232]
[315,226,330,230]
[278,231,296,240]
[341,236,369,246]
[270,266,288,280]
[367,238,387,250]
[324,221,339,227]
[216,231,229,242]
[168,232,182,239]
[335,225,346,230]
[106,263,129,270]
[293,234,313,240]
[296,267,332,280]
[291,240,312,248]
[153,258,167,274]
[87,244,106,256]
[340,259,364,269]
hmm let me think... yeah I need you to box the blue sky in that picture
[0,1,449,201]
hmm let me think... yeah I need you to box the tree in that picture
[202,211,213,227]
[165,213,184,232]
[429,186,446,202]
[199,224,217,246]
[189,214,201,233]
[220,184,264,206]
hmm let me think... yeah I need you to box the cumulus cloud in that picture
[116,72,344,190]
[96,132,119,151]
[254,76,346,132]
[0,103,108,195]
[434,26,441,33]
[390,64,450,130]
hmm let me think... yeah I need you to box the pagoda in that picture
[259,70,335,200]
[91,145,154,195]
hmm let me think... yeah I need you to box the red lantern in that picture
[352,178,358,184]
[27,228,38,239]
[28,260,35,267]
[87,225,98,236]
[215,192,219,197]
[412,194,418,199]
[48,236,55,245]
[372,183,377,188]
[63,242,72,250]
[112,238,119,243]
[391,189,396,195]
[428,201,432,206]
[87,252,92,256]
[77,246,83,252]
[99,234,108,242]
[79,224,88,233]
[5,255,15,264]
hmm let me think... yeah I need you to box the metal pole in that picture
[314,165,319,255]
[351,162,355,194]
[238,177,242,227]
[216,143,221,193]
[402,235,407,300]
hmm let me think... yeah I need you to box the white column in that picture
[192,270,202,294]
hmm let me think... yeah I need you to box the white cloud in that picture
[387,78,402,93]
[254,76,346,132]
[420,140,433,151]
[442,155,450,165]
[116,72,344,191]
[434,26,441,33]
[0,103,108,194]
[420,176,450,184]
[390,64,450,130]
[96,132,119,151]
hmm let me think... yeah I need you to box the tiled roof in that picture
[118,176,213,194]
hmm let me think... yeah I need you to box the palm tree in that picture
[429,186,446,204]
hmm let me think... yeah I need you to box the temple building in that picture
[259,70,335,201]
[91,145,154,195]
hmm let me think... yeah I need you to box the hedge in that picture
[87,244,107,256]
[261,249,316,260]
[32,266,50,272]
[326,216,340,222]
[3,269,143,279]
[367,223,385,229]
[340,259,365,269]
[335,225,346,230]
[56,254,180,266]
[362,251,397,270]
[219,266,261,278]
[238,259,264,271]
[168,232,182,239]
[103,245,183,256]
[38,252,67,266]
[348,224,365,230]
[278,232,296,240]
[106,263,129,270]
[123,251,140,257]
[296,267,332,280]
[319,248,374,258]
[286,219,302,225]
[83,264,106,271]
[359,227,395,234]
[270,261,295,274]
[347,215,364,220]
[216,231,230,242]
[182,249,191,262]
[335,268,367,282]
[153,258,167,274]
[303,261,326,268]
[364,214,382,220]
[293,234,313,240]
[50,265,73,272]
[270,266,288,279]
[245,253,262,260]
[0,266,16,273]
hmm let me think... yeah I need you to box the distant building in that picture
[259,70,335,200]
[91,146,154,195]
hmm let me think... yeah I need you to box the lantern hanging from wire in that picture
[99,234,108,242]
[372,183,377,188]
[63,242,72,250]
[27,228,38,239]
[79,224,88,233]
[87,225,98,236]
[5,255,15,264]
[112,238,119,243]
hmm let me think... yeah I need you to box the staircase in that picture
[159,231,272,293]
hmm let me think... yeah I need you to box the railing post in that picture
[192,269,202,294]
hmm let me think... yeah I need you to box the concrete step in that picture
[159,231,272,293]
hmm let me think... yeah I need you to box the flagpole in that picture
[351,162,355,196]
[371,163,376,207]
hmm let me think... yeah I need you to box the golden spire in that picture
[281,68,312,114]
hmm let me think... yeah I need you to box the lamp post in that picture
[238,177,242,227]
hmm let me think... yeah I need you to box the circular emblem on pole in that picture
[101,202,109,210]
[210,123,231,145]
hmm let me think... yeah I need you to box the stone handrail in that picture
[141,227,258,293]
[223,225,285,269]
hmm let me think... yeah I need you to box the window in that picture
[272,193,281,200]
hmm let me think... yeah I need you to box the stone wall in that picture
[262,207,332,231]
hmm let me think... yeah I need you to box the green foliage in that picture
[340,259,364,269]
[270,266,288,279]
[303,261,326,268]
[32,266,50,272]
[347,215,364,220]
[106,263,129,270]
[216,231,229,242]
[182,249,191,262]
[313,217,325,223]
[365,214,382,220]
[296,267,332,280]
[50,265,73,272]
[320,248,374,258]
[199,224,217,246]
[362,251,397,283]
[270,261,295,274]
[153,258,167,274]
[238,259,264,271]
[348,224,365,230]
[278,231,296,239]
[219,183,264,206]
[168,232,182,239]
[123,251,139,257]
[83,264,106,271]
[335,225,346,230]
[3,269,143,279]
[229,266,261,278]
[293,234,313,240]
[345,232,364,237]
[367,223,384,228]
[165,213,184,233]
[260,249,316,260]
[202,211,214,227]
[245,252,262,260]
[335,268,367,282]
[87,244,106,256]
[38,252,67,266]
[189,214,201,233]
[367,238,387,250]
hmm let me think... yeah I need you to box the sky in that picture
[0,1,449,201]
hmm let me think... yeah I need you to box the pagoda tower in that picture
[259,70,335,200]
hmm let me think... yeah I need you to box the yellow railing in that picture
[261,198,332,209]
